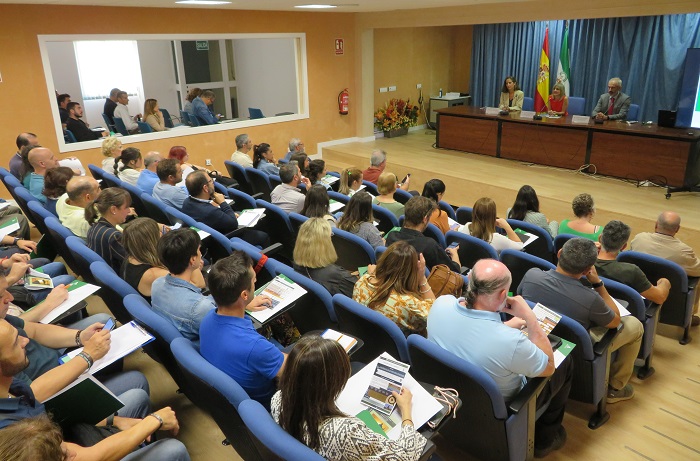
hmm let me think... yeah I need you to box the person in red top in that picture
[547,82,569,116]
[362,149,410,191]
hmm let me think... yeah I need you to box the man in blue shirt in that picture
[191,89,218,125]
[200,251,283,408]
[429,259,572,458]
[23,147,60,204]
[136,151,162,195]
[152,158,187,209]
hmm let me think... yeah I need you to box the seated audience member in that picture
[66,102,108,141]
[253,143,280,176]
[151,229,215,344]
[57,93,71,127]
[422,178,450,234]
[103,87,120,125]
[281,138,305,163]
[373,172,405,219]
[136,151,162,195]
[362,149,387,185]
[518,238,644,403]
[22,147,59,204]
[56,176,101,239]
[143,98,166,132]
[85,188,132,273]
[123,217,203,303]
[181,171,270,247]
[353,240,435,335]
[507,185,558,237]
[558,193,602,240]
[428,259,572,457]
[200,251,285,407]
[152,158,187,209]
[114,91,140,134]
[191,89,218,125]
[10,133,39,179]
[630,211,700,325]
[595,220,670,305]
[301,184,337,227]
[293,218,357,297]
[548,82,569,116]
[113,147,143,187]
[230,133,254,168]
[338,167,363,196]
[272,335,426,459]
[458,197,524,254]
[306,159,328,189]
[386,196,461,271]
[101,136,122,173]
[337,191,384,249]
[592,77,631,121]
[271,163,310,214]
[499,76,524,112]
[0,321,189,459]
[289,153,310,177]
[2,255,73,312]
[42,166,76,216]
[169,145,215,177]
[184,87,201,114]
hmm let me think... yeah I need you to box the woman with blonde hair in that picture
[337,191,384,249]
[100,136,122,172]
[272,336,426,460]
[458,197,524,254]
[373,172,404,219]
[353,240,435,336]
[547,82,569,116]
[338,167,363,196]
[122,217,204,302]
[294,218,357,297]
[143,98,166,132]
[558,193,603,241]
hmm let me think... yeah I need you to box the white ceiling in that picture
[1,0,506,12]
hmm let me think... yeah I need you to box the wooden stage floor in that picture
[321,130,700,250]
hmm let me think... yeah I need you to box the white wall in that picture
[137,40,179,118]
[234,38,298,118]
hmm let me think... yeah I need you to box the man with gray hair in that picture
[282,138,305,163]
[595,220,670,305]
[519,237,643,404]
[230,133,254,168]
[592,77,631,121]
[429,259,572,457]
[103,87,120,125]
[631,211,700,325]
[192,89,218,125]
[136,151,162,195]
[270,163,310,214]
[362,149,410,190]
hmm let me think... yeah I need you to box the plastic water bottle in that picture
[439,88,443,98]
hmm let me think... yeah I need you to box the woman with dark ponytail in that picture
[253,143,280,175]
[421,178,449,234]
[306,159,329,189]
[113,147,143,187]
[85,187,132,272]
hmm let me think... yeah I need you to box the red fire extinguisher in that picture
[338,88,349,115]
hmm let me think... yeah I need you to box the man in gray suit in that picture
[591,77,631,121]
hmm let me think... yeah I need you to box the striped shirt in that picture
[86,218,125,273]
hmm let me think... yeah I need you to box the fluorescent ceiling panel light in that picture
[176,0,232,4]
[294,4,337,8]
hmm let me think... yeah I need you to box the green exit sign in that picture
[196,41,209,51]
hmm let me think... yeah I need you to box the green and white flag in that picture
[556,22,571,96]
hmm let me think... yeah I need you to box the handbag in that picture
[427,264,463,297]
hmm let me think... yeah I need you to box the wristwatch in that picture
[591,280,604,289]
[12,237,19,246]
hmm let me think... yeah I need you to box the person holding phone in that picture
[428,259,572,458]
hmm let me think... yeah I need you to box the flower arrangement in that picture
[374,98,420,132]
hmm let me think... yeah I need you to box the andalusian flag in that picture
[557,22,571,96]
[534,28,550,113]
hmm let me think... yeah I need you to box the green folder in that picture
[356,409,388,438]
[43,375,124,426]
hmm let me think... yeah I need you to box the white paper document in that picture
[237,208,265,228]
[571,115,591,124]
[530,303,562,336]
[329,200,345,213]
[59,158,86,176]
[320,175,339,187]
[519,110,537,119]
[0,202,11,211]
[447,217,460,231]
[513,228,539,248]
[484,107,502,115]
[0,217,20,240]
[247,275,307,324]
[336,353,443,440]
[40,280,101,324]
[612,297,632,317]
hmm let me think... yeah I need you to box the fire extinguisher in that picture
[338,89,349,115]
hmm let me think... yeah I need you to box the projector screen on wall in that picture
[676,48,700,129]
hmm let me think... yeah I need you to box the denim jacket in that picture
[150,274,216,345]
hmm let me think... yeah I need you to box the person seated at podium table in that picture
[271,335,427,460]
[547,82,569,116]
[499,76,524,112]
[591,77,631,121]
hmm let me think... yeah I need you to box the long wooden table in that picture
[436,106,700,188]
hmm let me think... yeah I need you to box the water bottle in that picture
[439,88,443,98]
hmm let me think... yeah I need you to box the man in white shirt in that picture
[113,91,141,134]
[230,134,254,168]
[56,176,101,238]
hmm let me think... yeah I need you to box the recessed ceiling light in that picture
[176,0,231,4]
[294,4,337,8]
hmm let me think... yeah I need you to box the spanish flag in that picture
[534,28,550,113]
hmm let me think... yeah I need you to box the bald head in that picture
[466,259,512,310]
[144,151,162,171]
[656,211,681,236]
[66,176,100,207]
[27,147,58,174]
